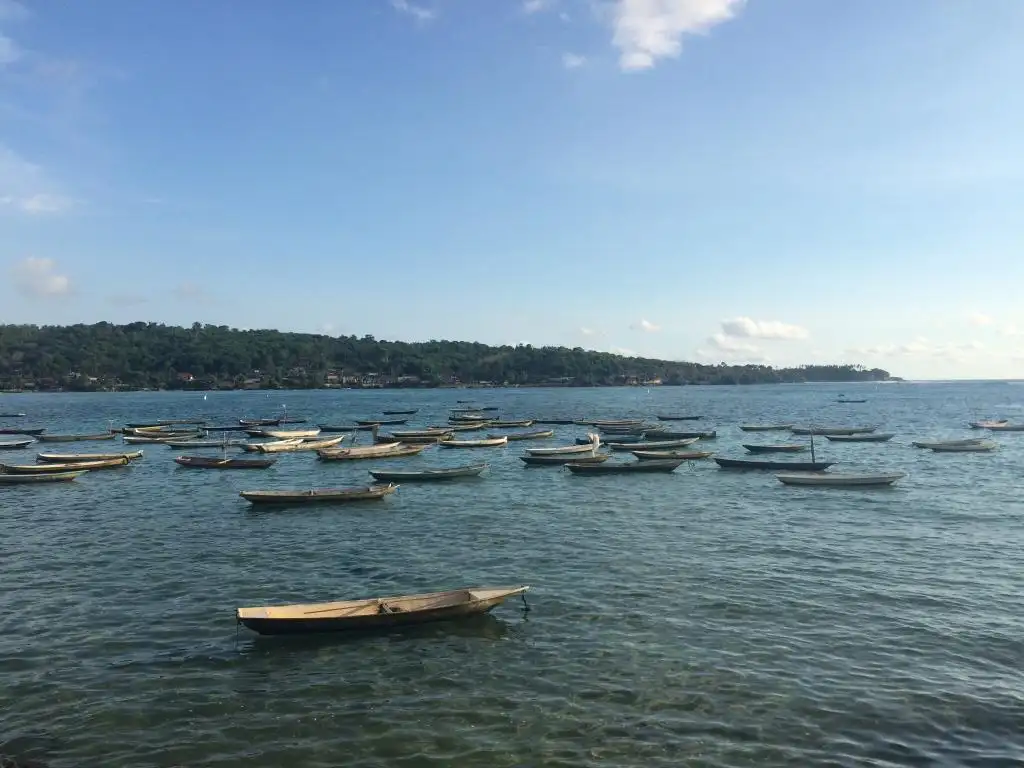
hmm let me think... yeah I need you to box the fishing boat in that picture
[123,433,203,444]
[0,439,33,450]
[987,423,1024,432]
[275,436,346,452]
[375,432,444,444]
[122,426,202,437]
[776,472,905,487]
[715,457,835,471]
[600,425,650,435]
[317,443,426,461]
[449,414,488,424]
[240,439,305,454]
[356,418,409,426]
[202,425,249,433]
[588,419,645,427]
[487,419,535,428]
[438,437,508,449]
[37,450,143,463]
[0,427,45,436]
[969,419,1007,429]
[566,459,683,474]
[0,470,88,484]
[739,424,794,432]
[592,434,641,444]
[391,428,453,439]
[607,438,699,451]
[382,409,418,415]
[260,428,321,440]
[368,463,488,482]
[826,433,895,442]
[743,444,806,453]
[238,483,398,506]
[655,414,702,421]
[2,457,129,473]
[632,450,714,461]
[431,422,488,432]
[319,424,376,432]
[533,419,575,425]
[526,435,600,456]
[37,432,116,443]
[161,438,247,448]
[487,429,554,441]
[911,438,984,449]
[236,585,529,635]
[836,399,868,404]
[174,455,276,469]
[239,418,281,427]
[0,412,26,418]
[520,453,610,466]
[643,430,717,440]
[790,427,875,436]
[929,441,997,453]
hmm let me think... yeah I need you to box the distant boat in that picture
[2,457,129,473]
[238,484,398,506]
[632,450,714,461]
[742,444,806,453]
[37,450,143,463]
[317,443,426,461]
[520,454,609,466]
[0,412,26,418]
[240,439,305,453]
[431,422,488,432]
[790,427,875,436]
[0,427,45,436]
[487,429,554,441]
[161,438,247,448]
[566,459,683,474]
[533,419,575,425]
[911,438,984,449]
[986,423,1024,432]
[260,428,321,440]
[836,399,867,404]
[124,433,203,444]
[356,418,409,426]
[607,438,699,451]
[527,436,599,456]
[825,433,895,443]
[37,432,116,443]
[382,409,418,415]
[775,472,905,487]
[239,418,281,427]
[368,463,488,482]
[655,414,702,421]
[0,439,33,450]
[739,424,794,432]
[389,429,452,439]
[235,585,529,635]
[643,430,717,440]
[318,424,376,432]
[439,437,508,449]
[715,457,835,471]
[929,441,997,453]
[487,420,535,428]
[0,470,87,484]
[969,419,1008,429]
[174,455,276,469]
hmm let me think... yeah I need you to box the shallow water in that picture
[2,382,1023,767]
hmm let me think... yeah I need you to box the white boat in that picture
[261,428,321,440]
[240,438,305,453]
[438,436,508,448]
[929,441,997,453]
[775,471,906,487]
[986,423,1024,432]
[526,433,600,456]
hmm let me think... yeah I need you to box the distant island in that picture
[0,322,892,392]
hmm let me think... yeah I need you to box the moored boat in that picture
[0,412,27,418]
[174,455,276,469]
[714,457,835,471]
[37,450,143,463]
[911,438,984,449]
[739,424,794,432]
[0,427,45,436]
[2,457,129,473]
[319,424,376,432]
[375,432,445,444]
[969,419,1008,429]
[356,418,409,426]
[0,469,87,484]
[0,439,33,450]
[533,418,575,425]
[37,432,116,443]
[487,419,535,428]
[438,436,508,448]
[743,444,806,453]
[775,471,905,487]
[161,438,247,448]
[317,443,426,461]
[260,428,322,440]
[607,438,699,451]
[236,585,529,635]
[526,435,600,456]
[291,436,346,452]
[929,441,997,452]
[382,409,418,415]
[368,463,487,481]
[825,433,895,442]
[240,439,304,453]
[566,459,683,474]
[520,453,610,466]
[239,484,398,506]
[986,423,1024,432]
[655,414,702,421]
[632,450,714,461]
[643,429,717,440]
[124,433,203,444]
[790,426,875,436]
[487,429,554,441]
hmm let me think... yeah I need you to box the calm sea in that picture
[2,382,1023,767]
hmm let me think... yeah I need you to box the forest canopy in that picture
[0,322,892,391]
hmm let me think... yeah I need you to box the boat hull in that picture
[715,458,835,471]
[776,472,905,487]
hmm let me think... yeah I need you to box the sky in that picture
[2,0,1023,380]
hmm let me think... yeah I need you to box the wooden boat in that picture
[438,437,508,449]
[776,471,905,487]
[239,483,398,506]
[969,419,1008,429]
[382,409,418,415]
[368,463,488,481]
[600,425,649,435]
[655,414,702,421]
[239,418,280,427]
[318,424,376,432]
[715,457,835,471]
[356,418,409,426]
[520,453,609,466]
[487,429,554,441]
[987,423,1024,432]
[632,450,714,461]
[0,470,87,484]
[0,412,27,418]
[122,426,202,437]
[241,439,305,453]
[790,427,875,436]
[202,425,249,432]
[588,419,644,427]
[743,444,806,453]
[2,457,129,473]
[174,455,276,469]
[161,438,247,448]
[911,438,984,449]
[289,436,346,451]
[533,419,575,425]
[0,439,33,450]
[449,414,488,423]
[836,399,867,404]
[126,419,205,428]
[375,432,444,444]
[0,427,45,435]
[277,417,308,424]
[431,422,487,432]
[317,443,426,461]
[236,585,528,635]
[391,428,452,438]
[261,428,321,440]
[487,419,535,428]
[37,432,116,443]
[929,441,997,453]
[826,433,895,442]
[607,438,699,451]
[566,459,683,474]
[37,450,143,463]
[739,424,794,432]
[123,433,203,444]
[643,430,717,440]
[526,441,599,456]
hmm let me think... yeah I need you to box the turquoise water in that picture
[2,383,1024,767]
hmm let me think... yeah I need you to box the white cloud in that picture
[0,145,72,215]
[579,326,599,336]
[696,342,767,364]
[562,52,586,69]
[391,0,434,21]
[720,316,809,340]
[11,257,71,298]
[846,337,989,361]
[611,0,745,71]
[1003,324,1021,337]
[708,332,760,354]
[523,0,548,12]
[19,192,72,213]
[967,312,994,327]
[632,318,661,333]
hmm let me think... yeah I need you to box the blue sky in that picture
[2,0,1023,379]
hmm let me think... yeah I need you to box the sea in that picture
[2,381,1023,767]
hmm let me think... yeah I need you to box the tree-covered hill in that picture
[0,322,891,391]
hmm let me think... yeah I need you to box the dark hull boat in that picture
[521,454,608,466]
[356,418,409,426]
[533,419,575,425]
[236,586,529,636]
[715,457,835,471]
[739,424,794,432]
[368,463,487,482]
[0,412,27,418]
[632,450,713,461]
[742,444,806,454]
[239,418,281,427]
[790,427,875,436]
[319,424,377,432]
[0,439,33,450]
[0,470,87,484]
[825,433,895,442]
[566,459,683,474]
[655,415,702,421]
[487,430,554,441]
[239,484,398,505]
[0,427,45,436]
[174,455,276,469]
[382,409,418,415]
[644,430,717,440]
